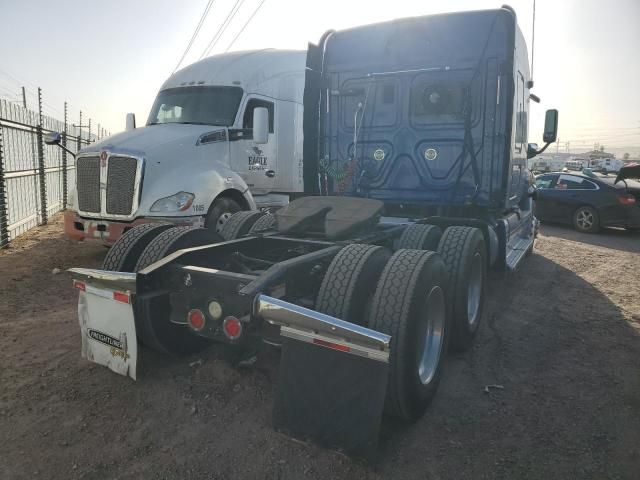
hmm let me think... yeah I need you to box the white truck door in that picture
[230,97,277,195]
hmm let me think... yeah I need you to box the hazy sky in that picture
[1,0,638,154]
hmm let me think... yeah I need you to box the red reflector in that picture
[222,316,242,340]
[618,194,636,205]
[312,338,350,353]
[73,280,86,291]
[112,291,130,304]
[188,309,206,331]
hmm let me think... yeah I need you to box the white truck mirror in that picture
[125,113,136,131]
[253,107,269,144]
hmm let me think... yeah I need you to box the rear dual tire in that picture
[437,226,487,352]
[316,245,450,421]
[134,227,223,355]
[369,250,449,420]
[102,225,223,356]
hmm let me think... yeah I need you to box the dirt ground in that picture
[1,215,639,479]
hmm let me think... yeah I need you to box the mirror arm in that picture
[55,143,77,159]
[534,142,553,156]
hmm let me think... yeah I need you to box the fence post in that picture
[0,125,8,248]
[88,118,91,143]
[62,101,68,209]
[77,110,82,151]
[36,87,47,225]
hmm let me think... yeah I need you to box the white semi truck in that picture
[53,49,305,245]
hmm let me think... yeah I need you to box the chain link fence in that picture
[0,92,107,247]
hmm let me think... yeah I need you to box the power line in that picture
[200,0,246,59]
[173,0,216,73]
[225,0,268,53]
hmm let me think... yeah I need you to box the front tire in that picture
[368,249,450,420]
[573,205,600,233]
[205,197,243,234]
[218,211,265,240]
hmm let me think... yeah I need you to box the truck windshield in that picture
[147,86,243,126]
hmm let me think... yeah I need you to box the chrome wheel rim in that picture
[576,209,594,230]
[467,252,482,327]
[215,212,233,233]
[418,286,446,385]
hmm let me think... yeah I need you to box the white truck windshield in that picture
[147,86,243,126]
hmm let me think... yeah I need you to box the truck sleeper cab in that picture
[61,49,306,245]
[70,6,558,460]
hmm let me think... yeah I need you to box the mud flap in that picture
[255,295,390,460]
[273,335,388,460]
[71,269,137,380]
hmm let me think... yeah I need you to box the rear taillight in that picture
[73,280,86,291]
[188,309,206,331]
[222,316,242,340]
[618,194,636,206]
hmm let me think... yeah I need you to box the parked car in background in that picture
[534,167,640,233]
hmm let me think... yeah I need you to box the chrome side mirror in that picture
[125,113,136,131]
[543,109,558,143]
[44,131,62,145]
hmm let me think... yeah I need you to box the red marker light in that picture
[222,316,242,340]
[312,338,350,353]
[188,309,206,331]
[73,280,86,291]
[112,291,130,304]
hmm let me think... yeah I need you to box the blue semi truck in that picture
[70,6,557,458]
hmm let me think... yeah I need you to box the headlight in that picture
[150,191,195,212]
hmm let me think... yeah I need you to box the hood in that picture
[615,163,640,184]
[82,123,223,157]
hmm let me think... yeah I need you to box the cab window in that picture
[514,72,527,152]
[243,99,274,133]
[535,174,556,189]
[556,175,598,190]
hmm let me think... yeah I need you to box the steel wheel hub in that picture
[215,212,233,233]
[417,286,446,385]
